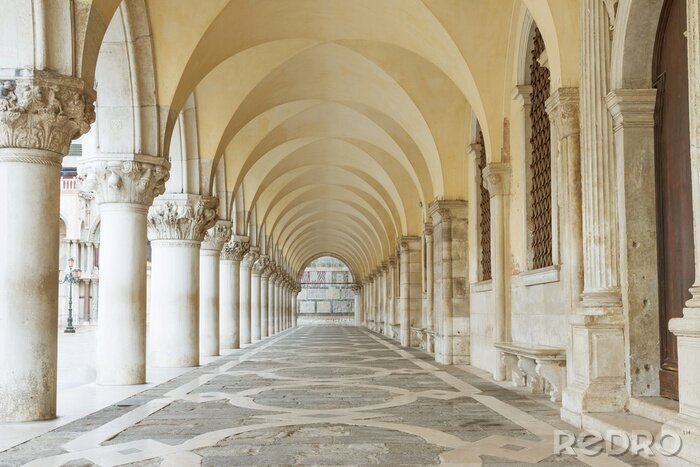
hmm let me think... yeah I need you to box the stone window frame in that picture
[468,117,493,292]
[513,12,561,286]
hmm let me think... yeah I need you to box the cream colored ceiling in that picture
[80,0,579,280]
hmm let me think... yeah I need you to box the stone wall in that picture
[298,256,354,315]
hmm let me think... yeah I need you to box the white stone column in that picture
[423,224,434,349]
[219,240,247,349]
[398,238,421,347]
[379,263,387,334]
[293,288,299,327]
[239,248,256,345]
[251,257,264,342]
[0,73,94,421]
[662,2,700,463]
[147,195,217,367]
[430,200,469,365]
[199,221,231,357]
[562,0,626,426]
[274,278,282,333]
[258,257,271,338]
[387,257,397,336]
[483,163,511,380]
[268,268,277,335]
[353,284,362,326]
[79,159,169,385]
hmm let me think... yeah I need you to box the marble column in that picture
[423,224,434,350]
[483,163,511,380]
[239,248,257,345]
[79,159,168,385]
[293,288,299,327]
[0,73,94,421]
[251,256,264,342]
[387,257,397,337]
[429,200,469,365]
[380,263,388,334]
[268,268,277,335]
[148,195,217,367]
[274,278,282,333]
[258,257,271,339]
[662,2,700,463]
[398,238,422,347]
[353,284,362,326]
[199,221,231,357]
[562,0,626,426]
[219,239,247,349]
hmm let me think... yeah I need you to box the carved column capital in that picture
[78,159,170,206]
[221,239,249,261]
[253,255,268,275]
[147,195,218,242]
[388,255,397,267]
[423,223,434,237]
[0,71,95,161]
[201,220,232,252]
[242,247,260,269]
[546,87,580,139]
[482,162,511,196]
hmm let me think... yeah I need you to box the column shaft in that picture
[251,271,261,341]
[239,262,252,345]
[149,240,201,366]
[96,204,149,383]
[260,275,269,338]
[199,250,220,357]
[0,152,61,421]
[220,258,241,349]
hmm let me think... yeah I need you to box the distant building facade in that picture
[298,257,354,315]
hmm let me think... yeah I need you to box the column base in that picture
[435,333,470,365]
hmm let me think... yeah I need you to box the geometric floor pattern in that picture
[0,325,652,466]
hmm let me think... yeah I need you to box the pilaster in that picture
[429,200,469,365]
[483,163,511,379]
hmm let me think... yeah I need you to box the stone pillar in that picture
[292,286,298,328]
[483,164,511,379]
[148,195,217,367]
[562,0,626,426]
[0,73,94,421]
[399,237,421,347]
[430,200,469,365]
[268,268,277,335]
[239,247,256,345]
[199,221,231,357]
[380,263,388,334]
[219,240,247,349]
[274,278,282,333]
[251,256,263,342]
[387,257,397,336]
[423,224,435,349]
[78,159,168,385]
[662,2,700,463]
[258,257,271,339]
[353,284,362,326]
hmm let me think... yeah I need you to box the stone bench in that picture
[494,342,566,402]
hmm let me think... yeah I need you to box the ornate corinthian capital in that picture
[202,220,232,251]
[242,248,260,268]
[221,240,249,262]
[0,71,95,160]
[254,255,271,276]
[147,195,218,242]
[78,159,170,206]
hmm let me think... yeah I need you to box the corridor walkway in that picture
[0,326,648,466]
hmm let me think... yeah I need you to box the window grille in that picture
[477,130,492,281]
[529,27,553,270]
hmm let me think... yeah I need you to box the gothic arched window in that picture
[528,27,552,269]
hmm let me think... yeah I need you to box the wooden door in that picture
[653,0,692,400]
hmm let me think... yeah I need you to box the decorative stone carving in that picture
[201,221,232,251]
[242,248,259,269]
[79,160,170,206]
[0,71,95,159]
[482,163,511,196]
[147,196,218,242]
[546,88,580,139]
[255,255,271,276]
[221,240,249,262]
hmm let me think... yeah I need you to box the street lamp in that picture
[60,258,82,333]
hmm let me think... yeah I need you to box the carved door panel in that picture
[654,0,692,400]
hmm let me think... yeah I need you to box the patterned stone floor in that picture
[0,326,652,466]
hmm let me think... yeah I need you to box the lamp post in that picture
[61,258,82,333]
